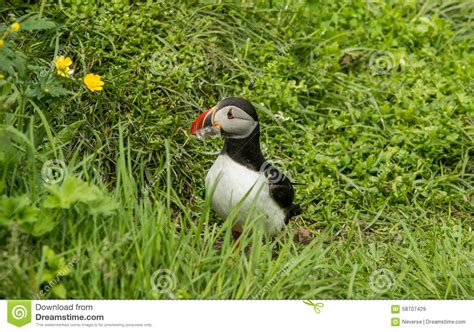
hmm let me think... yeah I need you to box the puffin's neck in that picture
[221,125,265,171]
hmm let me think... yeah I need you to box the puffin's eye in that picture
[227,108,234,119]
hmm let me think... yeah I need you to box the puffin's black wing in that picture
[263,162,302,223]
[269,179,294,208]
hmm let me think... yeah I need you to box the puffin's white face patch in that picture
[213,105,258,139]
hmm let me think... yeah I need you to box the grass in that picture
[0,0,473,299]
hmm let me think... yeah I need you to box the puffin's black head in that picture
[191,97,258,139]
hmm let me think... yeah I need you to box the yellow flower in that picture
[11,22,20,32]
[55,56,74,77]
[0,39,4,47]
[83,73,104,92]
[0,73,5,80]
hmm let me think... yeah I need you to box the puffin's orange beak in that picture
[190,107,217,136]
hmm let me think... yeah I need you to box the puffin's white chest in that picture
[204,154,285,233]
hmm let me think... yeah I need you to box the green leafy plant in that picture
[0,195,38,229]
[37,245,77,299]
[44,177,117,215]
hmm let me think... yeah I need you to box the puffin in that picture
[190,97,301,236]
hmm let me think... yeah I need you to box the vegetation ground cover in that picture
[0,0,472,299]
